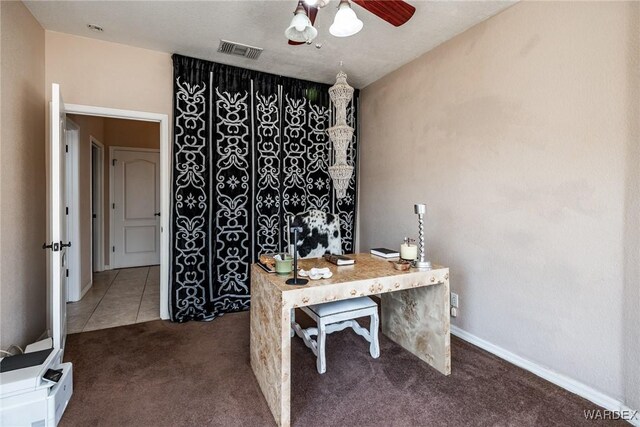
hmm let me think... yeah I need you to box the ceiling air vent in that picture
[217,40,263,60]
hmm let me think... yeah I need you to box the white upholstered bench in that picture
[291,296,380,374]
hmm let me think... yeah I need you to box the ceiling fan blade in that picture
[352,0,416,27]
[288,2,318,46]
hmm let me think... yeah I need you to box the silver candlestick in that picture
[413,203,432,270]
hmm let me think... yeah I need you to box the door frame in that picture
[109,146,161,270]
[66,103,170,320]
[65,118,82,302]
[90,137,105,273]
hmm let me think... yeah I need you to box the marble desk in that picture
[250,253,451,427]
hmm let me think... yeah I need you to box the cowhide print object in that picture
[291,210,342,259]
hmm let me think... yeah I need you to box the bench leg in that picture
[370,311,380,359]
[316,322,327,374]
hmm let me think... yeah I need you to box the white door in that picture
[48,83,69,352]
[112,149,161,268]
[91,144,101,272]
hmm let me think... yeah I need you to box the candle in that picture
[400,243,417,260]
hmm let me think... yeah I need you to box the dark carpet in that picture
[61,311,618,426]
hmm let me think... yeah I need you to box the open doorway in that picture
[65,110,167,334]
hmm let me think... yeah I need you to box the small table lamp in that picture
[414,203,432,270]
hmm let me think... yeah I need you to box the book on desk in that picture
[323,254,355,266]
[370,247,400,258]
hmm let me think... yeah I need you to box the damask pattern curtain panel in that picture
[170,55,358,322]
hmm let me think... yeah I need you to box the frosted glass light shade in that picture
[329,0,363,37]
[285,7,318,42]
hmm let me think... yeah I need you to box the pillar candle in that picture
[400,243,417,260]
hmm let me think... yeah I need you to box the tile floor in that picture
[67,265,160,334]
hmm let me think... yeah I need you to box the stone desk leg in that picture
[250,271,292,427]
[381,279,451,375]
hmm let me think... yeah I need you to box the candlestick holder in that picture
[413,203,432,270]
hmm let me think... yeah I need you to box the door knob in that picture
[154,212,161,217]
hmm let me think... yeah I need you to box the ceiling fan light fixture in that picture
[285,3,318,43]
[329,0,363,38]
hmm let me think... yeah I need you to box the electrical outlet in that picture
[450,292,459,308]
[450,307,458,318]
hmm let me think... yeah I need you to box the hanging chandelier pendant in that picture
[328,71,355,199]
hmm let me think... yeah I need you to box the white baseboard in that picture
[451,325,639,425]
[104,264,111,271]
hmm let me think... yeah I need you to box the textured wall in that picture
[45,31,172,116]
[622,2,640,411]
[0,1,46,349]
[359,1,639,407]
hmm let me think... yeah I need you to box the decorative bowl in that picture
[390,260,411,271]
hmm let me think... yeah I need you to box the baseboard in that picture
[104,264,111,271]
[450,325,638,424]
[80,279,93,299]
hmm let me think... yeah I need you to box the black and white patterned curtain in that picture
[170,55,359,322]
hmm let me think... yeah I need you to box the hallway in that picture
[67,266,160,334]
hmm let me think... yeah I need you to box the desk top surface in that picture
[253,253,448,294]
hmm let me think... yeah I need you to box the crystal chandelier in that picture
[328,71,354,199]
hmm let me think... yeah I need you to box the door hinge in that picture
[112,159,117,166]
[66,269,69,278]
[65,207,69,215]
[112,246,115,253]
[65,145,68,153]
[112,203,115,209]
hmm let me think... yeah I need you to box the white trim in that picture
[90,137,105,273]
[109,146,114,269]
[65,118,82,302]
[109,146,161,270]
[66,103,166,123]
[451,326,637,421]
[109,146,160,153]
[103,264,111,271]
[64,103,170,321]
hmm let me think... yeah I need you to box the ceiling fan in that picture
[285,0,416,45]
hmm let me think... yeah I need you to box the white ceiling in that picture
[25,0,514,88]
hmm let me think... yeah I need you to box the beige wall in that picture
[0,1,46,349]
[45,31,172,116]
[67,115,159,275]
[359,1,639,409]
